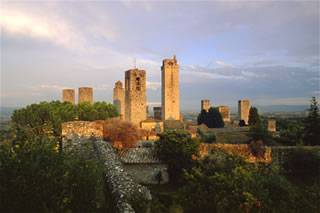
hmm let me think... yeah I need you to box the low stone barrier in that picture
[65,138,152,213]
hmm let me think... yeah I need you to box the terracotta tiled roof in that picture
[118,148,161,164]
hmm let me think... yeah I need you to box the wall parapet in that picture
[65,139,152,213]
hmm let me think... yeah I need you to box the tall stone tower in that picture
[125,69,147,126]
[62,89,75,104]
[201,99,211,112]
[161,55,180,120]
[238,99,250,125]
[113,81,125,120]
[218,105,231,122]
[78,87,93,104]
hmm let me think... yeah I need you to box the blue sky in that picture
[1,1,319,111]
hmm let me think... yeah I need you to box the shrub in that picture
[155,130,200,183]
[282,148,320,182]
[0,138,108,212]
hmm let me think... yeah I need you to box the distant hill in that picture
[256,105,308,113]
[0,107,18,121]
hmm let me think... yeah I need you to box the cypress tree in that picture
[303,97,320,145]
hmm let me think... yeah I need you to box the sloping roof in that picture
[118,148,162,164]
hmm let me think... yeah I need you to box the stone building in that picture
[125,69,147,126]
[78,87,93,104]
[62,89,75,104]
[161,55,180,121]
[201,99,211,112]
[218,105,231,122]
[153,106,162,120]
[113,81,125,120]
[238,99,250,125]
[267,119,277,132]
[141,119,164,141]
[119,148,169,184]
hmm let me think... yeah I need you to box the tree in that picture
[248,107,260,126]
[249,120,272,145]
[197,107,224,128]
[207,107,224,128]
[179,149,298,213]
[303,97,320,145]
[11,101,118,140]
[155,130,200,183]
[103,119,141,149]
[197,110,207,125]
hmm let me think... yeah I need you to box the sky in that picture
[0,0,319,111]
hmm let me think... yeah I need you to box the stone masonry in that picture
[62,89,75,104]
[78,87,93,104]
[125,69,147,126]
[113,81,125,120]
[238,99,250,125]
[201,99,211,112]
[218,105,231,122]
[162,55,180,121]
[61,121,104,140]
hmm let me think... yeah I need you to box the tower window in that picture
[136,77,141,91]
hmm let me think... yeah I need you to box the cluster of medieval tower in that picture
[62,55,275,131]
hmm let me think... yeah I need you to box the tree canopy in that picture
[155,130,200,183]
[197,107,224,128]
[11,101,118,140]
[303,97,320,145]
[248,107,260,126]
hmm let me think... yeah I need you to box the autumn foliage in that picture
[103,119,141,149]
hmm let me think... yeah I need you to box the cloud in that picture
[0,7,85,50]
[215,60,233,68]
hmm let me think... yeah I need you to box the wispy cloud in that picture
[147,81,161,90]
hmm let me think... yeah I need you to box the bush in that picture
[179,149,298,213]
[155,130,200,183]
[0,138,108,212]
[282,148,320,182]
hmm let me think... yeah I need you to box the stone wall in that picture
[66,139,152,213]
[199,143,272,163]
[61,121,104,140]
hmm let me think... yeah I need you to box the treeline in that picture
[9,101,118,140]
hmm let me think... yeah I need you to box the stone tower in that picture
[267,119,276,132]
[218,105,231,122]
[161,55,180,120]
[113,81,125,120]
[238,99,250,125]
[78,87,93,104]
[62,89,75,104]
[201,99,211,112]
[125,69,147,126]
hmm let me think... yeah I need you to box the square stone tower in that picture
[238,99,250,125]
[78,87,93,104]
[161,55,180,121]
[62,89,75,104]
[267,119,276,132]
[125,69,147,126]
[201,99,211,112]
[218,105,231,122]
[113,81,125,120]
